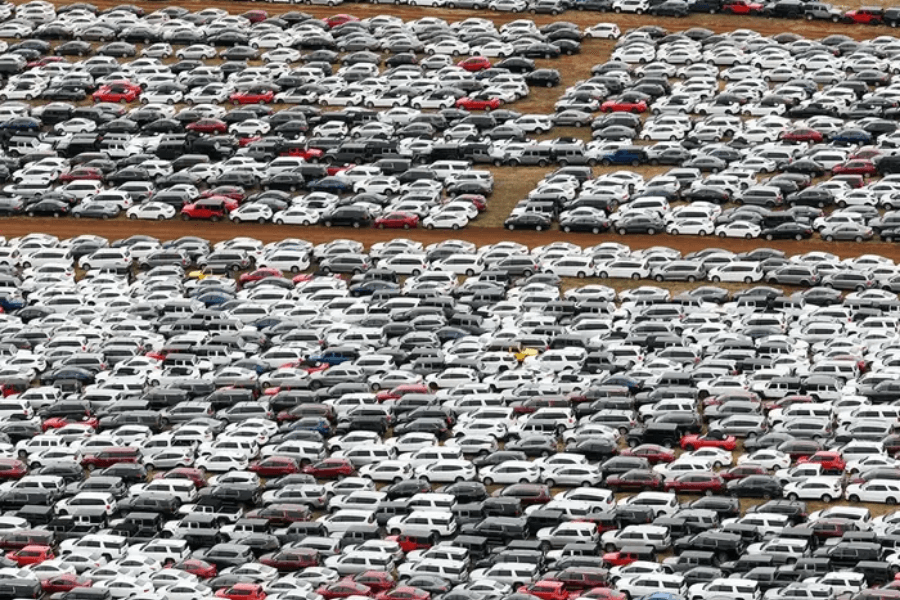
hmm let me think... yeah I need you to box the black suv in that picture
[625,422,683,448]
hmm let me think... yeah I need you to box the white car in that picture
[584,23,621,39]
[272,208,319,226]
[736,449,791,470]
[480,461,541,486]
[229,204,273,224]
[715,222,761,239]
[424,39,470,56]
[845,480,900,504]
[783,477,843,502]
[422,213,469,230]
[176,45,217,60]
[612,0,649,12]
[125,202,176,221]
[415,460,477,483]
[666,219,713,236]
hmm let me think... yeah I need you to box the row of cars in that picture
[0,233,900,600]
[5,4,900,234]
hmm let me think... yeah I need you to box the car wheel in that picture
[654,274,664,282]
[825,235,834,241]
[787,492,799,501]
[646,228,655,235]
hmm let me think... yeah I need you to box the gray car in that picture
[651,261,707,282]
[709,415,768,438]
[767,265,821,287]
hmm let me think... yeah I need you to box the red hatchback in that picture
[722,0,762,13]
[0,458,26,480]
[92,81,141,103]
[620,444,675,464]
[517,581,572,600]
[375,587,430,600]
[833,159,876,176]
[155,467,208,488]
[374,212,419,230]
[249,456,301,477]
[318,581,372,600]
[457,56,491,72]
[780,128,824,143]
[260,548,319,571]
[173,558,217,578]
[186,119,228,134]
[302,458,354,479]
[354,572,395,593]
[41,574,92,593]
[230,87,275,105]
[680,432,737,451]
[456,95,502,111]
[216,584,266,600]
[664,472,727,495]
[59,167,104,182]
[797,451,846,473]
[239,268,283,285]
[7,545,53,566]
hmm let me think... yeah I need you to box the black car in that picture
[506,435,558,458]
[525,69,561,87]
[320,206,373,228]
[760,223,814,241]
[559,215,610,234]
[25,199,69,217]
[726,475,783,498]
[615,215,666,235]
[651,0,690,15]
[504,213,552,231]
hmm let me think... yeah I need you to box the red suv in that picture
[81,447,140,470]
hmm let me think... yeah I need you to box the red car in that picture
[600,97,647,113]
[240,9,268,22]
[201,186,245,201]
[249,456,301,477]
[216,584,266,600]
[844,7,882,23]
[181,198,238,221]
[722,464,767,480]
[92,82,141,103]
[833,159,876,176]
[43,416,99,431]
[620,444,675,464]
[27,56,67,68]
[680,432,737,451]
[282,146,324,161]
[375,384,430,402]
[7,545,53,566]
[59,167,104,182]
[246,504,311,527]
[41,574,93,593]
[454,194,487,212]
[797,451,846,473]
[456,95,502,111]
[173,558,217,578]
[780,128,824,143]
[388,534,433,553]
[605,469,665,492]
[375,587,430,600]
[721,0,762,13]
[81,447,140,469]
[155,467,208,488]
[302,458,354,479]
[602,550,642,567]
[354,572,396,593]
[230,87,275,105]
[260,548,319,571]
[664,472,727,495]
[374,211,419,230]
[0,458,26,480]
[317,581,372,600]
[580,588,626,600]
[324,14,359,27]
[239,268,283,285]
[457,56,491,72]
[517,581,572,600]
[186,119,228,134]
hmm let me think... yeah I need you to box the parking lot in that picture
[7,0,900,600]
